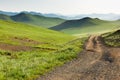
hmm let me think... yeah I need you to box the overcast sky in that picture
[0,0,120,15]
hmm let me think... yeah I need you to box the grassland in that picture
[0,20,85,80]
[103,29,120,47]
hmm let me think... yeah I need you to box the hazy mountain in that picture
[70,13,120,21]
[0,11,18,16]
[50,17,120,34]
[0,10,120,20]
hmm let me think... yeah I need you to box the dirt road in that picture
[37,35,120,80]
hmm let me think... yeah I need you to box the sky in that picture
[0,0,120,15]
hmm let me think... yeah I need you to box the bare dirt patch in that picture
[0,43,33,51]
[12,37,40,45]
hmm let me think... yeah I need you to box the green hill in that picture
[10,13,65,28]
[50,17,120,35]
[0,13,65,28]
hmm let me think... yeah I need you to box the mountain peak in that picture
[82,17,92,20]
[78,17,93,22]
[80,17,101,21]
[16,12,28,16]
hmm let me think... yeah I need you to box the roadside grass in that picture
[103,29,120,47]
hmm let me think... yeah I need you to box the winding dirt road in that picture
[37,35,120,80]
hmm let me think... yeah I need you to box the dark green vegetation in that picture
[103,29,120,47]
[0,20,85,80]
[50,17,120,35]
[0,13,65,28]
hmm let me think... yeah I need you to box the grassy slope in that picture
[50,17,120,35]
[103,29,120,47]
[0,20,72,45]
[10,13,65,28]
[0,20,85,80]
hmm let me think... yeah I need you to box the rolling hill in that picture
[0,13,65,28]
[50,17,120,35]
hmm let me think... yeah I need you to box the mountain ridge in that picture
[1,10,120,20]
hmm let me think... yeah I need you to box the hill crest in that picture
[50,17,107,30]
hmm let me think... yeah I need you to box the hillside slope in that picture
[50,17,120,35]
[0,13,65,28]
[0,20,73,47]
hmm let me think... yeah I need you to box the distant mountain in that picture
[0,11,18,16]
[69,13,120,21]
[0,10,120,20]
[20,11,43,16]
[0,12,65,28]
[21,11,67,19]
[50,17,120,35]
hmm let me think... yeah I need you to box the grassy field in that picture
[0,20,85,80]
[103,29,120,47]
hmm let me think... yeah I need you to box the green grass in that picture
[0,38,85,80]
[103,29,120,47]
[0,20,85,80]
